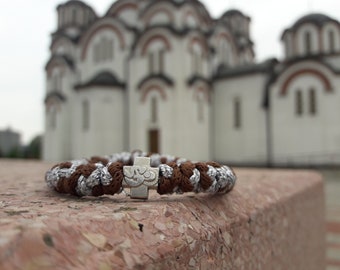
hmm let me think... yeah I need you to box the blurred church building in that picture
[43,0,340,166]
[0,128,21,156]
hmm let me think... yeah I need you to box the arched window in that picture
[234,97,241,129]
[52,72,62,91]
[189,38,205,75]
[93,43,99,62]
[59,9,65,28]
[192,51,202,74]
[108,39,114,59]
[93,37,114,63]
[305,31,312,54]
[151,96,158,123]
[309,88,317,115]
[329,30,335,53]
[142,34,170,74]
[82,100,90,131]
[159,50,164,72]
[295,90,303,116]
[49,107,57,130]
[220,40,230,66]
[148,53,154,73]
[148,49,165,74]
[72,8,77,24]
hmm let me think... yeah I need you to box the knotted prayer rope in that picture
[45,151,236,198]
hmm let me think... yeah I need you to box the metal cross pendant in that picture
[123,157,159,199]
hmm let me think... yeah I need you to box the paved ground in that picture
[320,170,340,269]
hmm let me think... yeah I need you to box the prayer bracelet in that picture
[45,151,237,200]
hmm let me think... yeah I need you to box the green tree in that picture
[24,135,42,159]
[7,146,23,159]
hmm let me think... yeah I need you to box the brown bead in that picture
[92,185,104,196]
[196,162,212,190]
[179,162,195,192]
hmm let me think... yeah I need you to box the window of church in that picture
[93,38,114,63]
[148,50,165,74]
[234,98,241,129]
[52,76,57,90]
[198,98,204,122]
[50,107,57,130]
[148,52,154,73]
[158,50,164,73]
[93,43,99,62]
[59,9,64,28]
[72,8,77,24]
[82,100,90,131]
[192,52,202,74]
[86,10,92,25]
[63,9,68,25]
[329,31,335,53]
[309,88,317,115]
[99,37,106,62]
[295,90,303,116]
[52,73,62,91]
[84,10,88,26]
[108,39,114,60]
[304,31,312,55]
[151,97,158,123]
[220,41,229,66]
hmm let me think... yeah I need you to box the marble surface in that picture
[0,159,325,269]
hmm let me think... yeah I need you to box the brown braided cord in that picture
[45,152,236,197]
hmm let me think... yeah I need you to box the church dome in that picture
[292,13,337,29]
[219,8,252,55]
[221,9,249,20]
[56,0,97,35]
[281,13,340,60]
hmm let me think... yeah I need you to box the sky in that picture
[0,0,339,144]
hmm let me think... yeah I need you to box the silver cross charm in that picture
[123,157,159,199]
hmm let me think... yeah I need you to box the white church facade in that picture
[44,0,340,166]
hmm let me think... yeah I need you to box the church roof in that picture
[137,74,174,89]
[45,55,75,71]
[214,58,278,80]
[282,13,339,39]
[75,71,125,90]
[187,75,211,87]
[221,9,250,20]
[140,0,212,21]
[131,25,200,53]
[44,91,67,103]
[293,13,336,28]
[279,55,340,75]
[57,0,96,14]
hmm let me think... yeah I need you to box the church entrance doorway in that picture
[148,129,160,153]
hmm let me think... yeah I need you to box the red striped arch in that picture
[281,68,332,95]
[141,34,172,55]
[81,24,125,61]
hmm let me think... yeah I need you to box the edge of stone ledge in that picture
[0,163,325,270]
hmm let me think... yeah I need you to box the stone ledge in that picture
[0,160,325,269]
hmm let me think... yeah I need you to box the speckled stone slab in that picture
[0,160,325,270]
